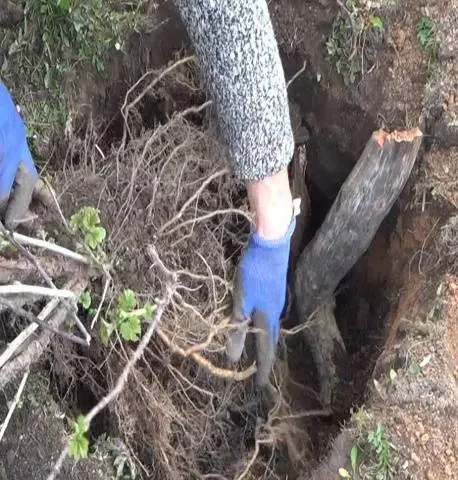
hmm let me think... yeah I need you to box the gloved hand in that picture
[227,217,296,386]
[0,81,38,229]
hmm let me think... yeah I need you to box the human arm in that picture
[174,0,296,384]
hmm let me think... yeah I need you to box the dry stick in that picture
[0,223,91,344]
[0,370,29,442]
[156,326,256,381]
[118,55,196,162]
[0,279,88,389]
[12,232,89,264]
[158,168,230,234]
[0,295,61,369]
[90,273,111,330]
[47,248,175,480]
[0,284,76,300]
[0,298,88,346]
[162,208,253,237]
[235,435,273,480]
[286,60,307,89]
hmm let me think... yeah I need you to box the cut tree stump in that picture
[293,128,423,406]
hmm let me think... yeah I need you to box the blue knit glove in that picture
[228,217,296,386]
[0,81,38,229]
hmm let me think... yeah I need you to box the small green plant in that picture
[326,0,385,83]
[68,415,89,460]
[79,292,92,310]
[350,411,396,479]
[367,423,396,478]
[101,289,155,344]
[1,0,139,140]
[70,206,107,252]
[416,17,438,67]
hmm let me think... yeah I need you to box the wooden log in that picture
[293,128,423,405]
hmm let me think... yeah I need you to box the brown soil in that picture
[373,275,458,480]
[426,147,458,209]
[0,374,114,480]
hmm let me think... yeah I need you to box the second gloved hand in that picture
[0,81,38,229]
[228,217,296,386]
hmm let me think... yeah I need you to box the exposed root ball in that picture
[52,69,283,477]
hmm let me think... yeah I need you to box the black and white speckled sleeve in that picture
[173,0,294,182]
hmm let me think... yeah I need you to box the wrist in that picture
[246,168,293,241]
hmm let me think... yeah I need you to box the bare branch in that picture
[0,279,88,389]
[0,298,89,346]
[0,284,77,300]
[47,253,176,480]
[12,232,90,264]
[0,370,29,442]
[0,296,61,369]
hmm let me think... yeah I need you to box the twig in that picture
[90,269,111,330]
[162,208,253,237]
[156,326,256,381]
[0,223,54,287]
[286,60,307,89]
[0,284,77,300]
[272,409,332,421]
[12,232,90,264]
[121,56,195,119]
[47,253,176,480]
[0,298,88,346]
[0,370,29,442]
[0,280,88,389]
[43,178,73,235]
[158,168,230,234]
[0,223,91,344]
[0,295,61,369]
[235,433,273,480]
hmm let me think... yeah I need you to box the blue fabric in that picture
[0,81,37,198]
[238,217,296,349]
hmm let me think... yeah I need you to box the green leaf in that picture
[79,292,92,310]
[370,15,384,30]
[144,302,154,318]
[118,289,137,312]
[100,320,114,346]
[74,415,88,435]
[68,415,89,460]
[389,368,397,382]
[69,433,89,460]
[58,0,71,11]
[70,206,102,231]
[85,226,106,249]
[350,445,359,472]
[409,363,421,377]
[119,316,141,342]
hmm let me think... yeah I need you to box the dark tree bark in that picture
[293,128,423,405]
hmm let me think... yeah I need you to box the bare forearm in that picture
[247,168,293,239]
